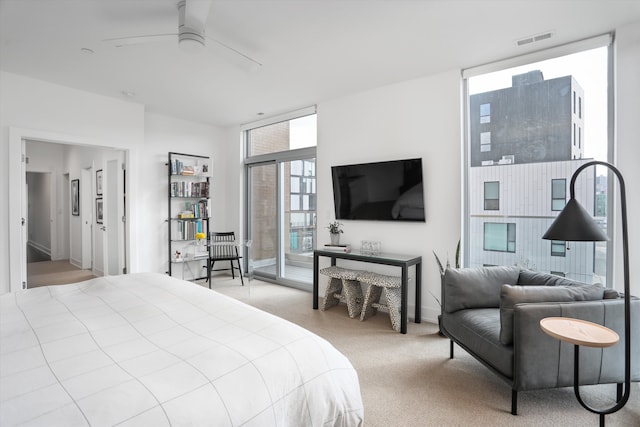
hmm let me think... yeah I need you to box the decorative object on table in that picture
[360,240,381,256]
[324,244,351,253]
[542,160,632,427]
[95,198,103,224]
[71,179,80,216]
[327,220,343,245]
[96,169,103,195]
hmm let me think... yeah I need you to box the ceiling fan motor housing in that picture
[178,0,206,51]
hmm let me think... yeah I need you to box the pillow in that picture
[499,283,605,345]
[517,269,594,288]
[443,266,520,313]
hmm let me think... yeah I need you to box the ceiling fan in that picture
[102,0,262,68]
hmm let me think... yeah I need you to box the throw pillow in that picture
[499,283,605,345]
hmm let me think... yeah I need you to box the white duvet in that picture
[0,273,364,426]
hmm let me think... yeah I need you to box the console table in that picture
[313,250,422,334]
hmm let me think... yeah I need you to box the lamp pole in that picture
[542,160,631,426]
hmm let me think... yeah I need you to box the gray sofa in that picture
[440,265,639,415]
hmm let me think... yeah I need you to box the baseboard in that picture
[28,240,51,257]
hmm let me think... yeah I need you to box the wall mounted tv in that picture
[331,158,425,222]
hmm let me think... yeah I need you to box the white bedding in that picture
[0,273,364,426]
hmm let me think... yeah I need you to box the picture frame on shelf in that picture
[71,179,80,216]
[96,169,103,195]
[96,198,103,224]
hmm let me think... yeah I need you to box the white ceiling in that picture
[2,0,639,127]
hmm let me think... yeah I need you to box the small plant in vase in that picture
[327,221,343,245]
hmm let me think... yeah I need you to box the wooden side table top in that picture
[540,317,619,348]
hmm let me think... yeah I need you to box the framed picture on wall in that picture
[96,198,103,224]
[71,179,80,216]
[96,169,103,195]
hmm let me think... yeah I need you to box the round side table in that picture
[540,317,620,427]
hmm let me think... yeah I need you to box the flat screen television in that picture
[331,158,425,222]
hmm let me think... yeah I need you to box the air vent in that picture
[516,31,554,47]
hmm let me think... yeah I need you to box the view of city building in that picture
[468,70,604,283]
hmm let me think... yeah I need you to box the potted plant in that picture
[327,221,343,245]
[432,240,460,336]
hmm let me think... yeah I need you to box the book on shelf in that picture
[323,244,351,253]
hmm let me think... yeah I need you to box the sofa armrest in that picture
[512,298,640,391]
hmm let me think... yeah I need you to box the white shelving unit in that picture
[167,152,211,281]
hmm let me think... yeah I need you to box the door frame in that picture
[9,127,130,292]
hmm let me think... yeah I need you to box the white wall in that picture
[316,70,462,322]
[0,72,228,293]
[141,112,230,275]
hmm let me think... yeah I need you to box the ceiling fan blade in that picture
[103,34,177,47]
[205,34,263,69]
[182,0,212,31]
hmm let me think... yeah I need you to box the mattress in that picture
[0,273,364,426]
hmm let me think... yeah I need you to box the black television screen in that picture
[331,158,425,222]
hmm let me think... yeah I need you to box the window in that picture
[464,35,612,284]
[579,96,582,118]
[244,109,317,287]
[484,181,499,210]
[247,114,317,156]
[480,103,491,123]
[551,240,566,257]
[480,132,491,152]
[551,179,566,211]
[551,271,566,277]
[483,223,516,253]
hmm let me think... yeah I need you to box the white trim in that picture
[240,105,317,131]
[462,33,612,79]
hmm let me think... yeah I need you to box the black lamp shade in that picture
[542,198,608,242]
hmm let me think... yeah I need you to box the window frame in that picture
[483,222,516,253]
[462,34,614,282]
[484,181,500,210]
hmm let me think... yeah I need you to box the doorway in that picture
[18,139,126,288]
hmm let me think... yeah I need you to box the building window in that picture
[480,103,491,123]
[552,179,566,211]
[483,223,516,253]
[579,96,582,119]
[551,271,566,277]
[480,132,491,152]
[573,90,576,114]
[484,181,499,210]
[551,240,566,257]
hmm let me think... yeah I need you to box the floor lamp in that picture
[541,160,631,426]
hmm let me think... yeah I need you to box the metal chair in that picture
[207,232,244,286]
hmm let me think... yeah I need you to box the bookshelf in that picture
[167,152,211,281]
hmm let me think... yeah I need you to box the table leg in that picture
[313,253,319,309]
[415,261,421,323]
[401,266,408,334]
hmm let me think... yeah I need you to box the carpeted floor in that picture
[27,260,96,288]
[205,276,640,427]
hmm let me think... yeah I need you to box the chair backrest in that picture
[209,232,240,259]
[210,231,236,244]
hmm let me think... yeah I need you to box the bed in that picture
[0,273,364,426]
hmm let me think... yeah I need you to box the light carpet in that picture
[205,276,640,427]
[27,260,96,288]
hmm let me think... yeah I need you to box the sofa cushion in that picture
[444,266,520,313]
[499,284,605,345]
[442,309,513,379]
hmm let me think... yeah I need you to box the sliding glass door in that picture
[245,112,317,289]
